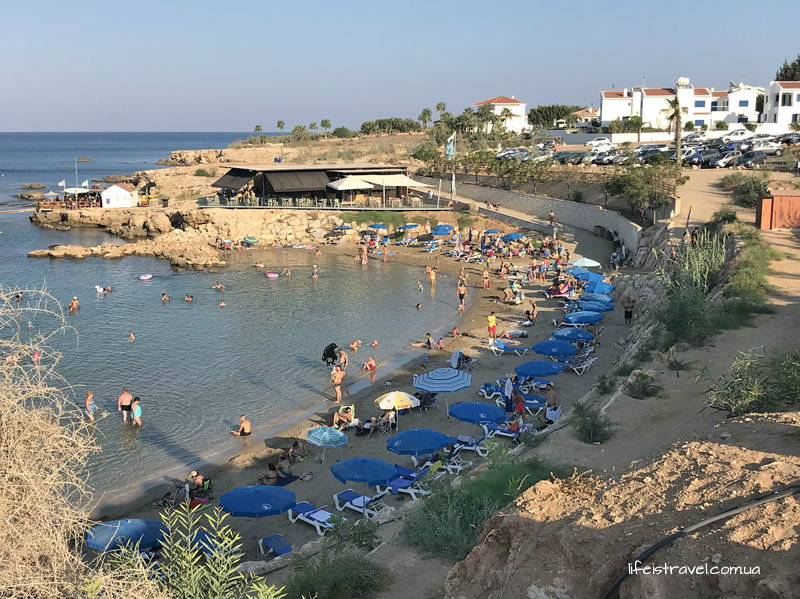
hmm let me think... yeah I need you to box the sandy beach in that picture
[102,215,614,562]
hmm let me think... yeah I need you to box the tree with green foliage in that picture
[527,104,583,129]
[790,121,800,133]
[662,97,683,165]
[498,107,514,130]
[609,116,644,135]
[715,120,729,130]
[253,125,262,133]
[435,101,447,116]
[276,120,285,132]
[775,54,800,81]
[604,163,687,219]
[291,124,309,140]
[684,121,695,131]
[309,122,318,132]
[418,108,433,128]
[320,119,331,136]
[360,118,422,135]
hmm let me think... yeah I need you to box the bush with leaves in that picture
[623,369,662,399]
[705,349,773,417]
[595,374,618,395]
[731,175,770,208]
[286,549,390,599]
[571,403,617,444]
[105,504,284,599]
[770,350,800,405]
[711,206,738,225]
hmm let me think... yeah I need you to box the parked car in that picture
[736,150,767,168]
[592,149,619,165]
[744,139,783,155]
[721,129,753,142]
[687,149,721,167]
[777,133,800,145]
[637,149,670,164]
[586,137,612,148]
[668,148,698,163]
[535,139,556,151]
[523,151,552,163]
[718,141,743,154]
[714,151,742,168]
[610,152,634,165]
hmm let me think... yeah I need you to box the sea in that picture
[0,133,457,512]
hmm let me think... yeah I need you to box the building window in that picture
[793,114,799,123]
[738,100,748,107]
[737,115,748,123]
[781,93,793,107]
[711,101,718,111]
[775,94,780,103]
[694,119,704,127]
[694,100,705,108]
[797,94,800,102]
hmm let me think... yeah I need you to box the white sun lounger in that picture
[287,502,339,536]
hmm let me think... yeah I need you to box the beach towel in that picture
[275,474,299,486]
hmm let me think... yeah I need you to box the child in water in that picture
[312,265,319,280]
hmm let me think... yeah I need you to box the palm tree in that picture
[499,107,514,131]
[418,108,433,128]
[320,119,331,137]
[253,124,262,133]
[436,102,447,116]
[309,122,318,132]
[662,98,683,166]
[276,120,286,132]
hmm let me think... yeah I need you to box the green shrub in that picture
[711,206,738,224]
[719,172,748,191]
[657,286,716,346]
[332,126,357,138]
[402,460,560,560]
[194,168,218,177]
[684,121,695,131]
[457,214,475,230]
[570,190,584,203]
[324,517,380,553]
[571,403,617,443]
[715,121,729,130]
[615,361,636,377]
[705,349,773,417]
[731,175,770,208]
[634,348,653,362]
[286,549,390,599]
[623,369,662,399]
[770,350,800,405]
[595,374,618,395]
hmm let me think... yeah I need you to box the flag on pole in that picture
[445,132,455,159]
[58,180,66,187]
[81,179,89,188]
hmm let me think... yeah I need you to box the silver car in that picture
[714,151,742,168]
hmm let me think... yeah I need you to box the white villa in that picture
[100,183,139,208]
[762,81,800,126]
[472,95,529,133]
[600,78,763,130]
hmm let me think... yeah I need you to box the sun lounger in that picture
[453,434,489,457]
[560,356,597,375]
[287,502,339,536]
[482,422,534,442]
[494,391,546,416]
[258,534,293,558]
[489,340,529,356]
[412,450,472,475]
[333,489,387,516]
[543,287,573,299]
[479,382,503,401]
[376,464,442,500]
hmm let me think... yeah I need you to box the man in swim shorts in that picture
[231,415,252,436]
[118,387,133,422]
[331,365,348,403]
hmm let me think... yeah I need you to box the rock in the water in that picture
[20,183,46,189]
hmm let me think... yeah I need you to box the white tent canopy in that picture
[327,176,374,191]
[359,174,432,188]
[63,187,91,195]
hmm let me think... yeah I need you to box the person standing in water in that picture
[68,296,80,313]
[131,397,142,427]
[456,280,467,313]
[129,330,135,343]
[312,265,319,280]
[118,387,133,422]
[363,355,377,384]
[85,391,96,422]
[337,348,349,370]
[231,415,252,436]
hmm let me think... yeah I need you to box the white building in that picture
[472,95,528,133]
[101,183,139,208]
[762,81,800,126]
[600,78,762,130]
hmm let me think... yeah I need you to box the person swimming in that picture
[85,391,96,422]
[281,267,291,276]
[312,265,318,279]
[184,295,193,302]
[129,330,135,343]
[161,293,170,302]
[416,303,422,310]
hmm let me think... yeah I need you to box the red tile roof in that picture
[473,96,525,105]
[693,88,710,95]
[777,81,800,89]
[601,91,627,99]
[643,88,675,96]
[572,107,599,117]
[711,91,728,97]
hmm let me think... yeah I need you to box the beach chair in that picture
[453,434,489,457]
[376,463,442,500]
[562,356,597,375]
[488,340,529,357]
[543,287,573,300]
[287,502,340,536]
[421,241,440,253]
[333,489,387,516]
[258,534,293,558]
[482,422,534,442]
[479,382,503,401]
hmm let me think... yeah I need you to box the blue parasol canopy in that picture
[86,518,166,552]
[483,229,503,234]
[501,232,524,242]
[515,360,565,377]
[413,368,472,393]
[578,301,614,312]
[369,223,388,230]
[584,280,614,294]
[580,293,614,304]
[533,339,579,357]
[565,267,590,276]
[400,223,419,230]
[574,271,605,282]
[550,328,595,342]
[448,401,506,424]
[220,486,296,518]
[330,457,397,487]
[306,426,348,448]
[334,225,353,230]
[431,225,454,236]
[563,311,604,324]
[387,428,456,456]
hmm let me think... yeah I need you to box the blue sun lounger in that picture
[287,502,339,536]
[258,534,293,558]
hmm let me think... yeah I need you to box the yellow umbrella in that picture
[374,391,419,431]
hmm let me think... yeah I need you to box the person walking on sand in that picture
[456,280,467,313]
[118,387,133,422]
[482,267,490,290]
[363,355,377,384]
[129,330,135,343]
[131,397,142,427]
[487,311,497,343]
[85,391,96,423]
[623,297,635,326]
[68,296,80,313]
[231,415,252,436]
[331,365,349,403]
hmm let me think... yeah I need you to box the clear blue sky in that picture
[1,0,797,131]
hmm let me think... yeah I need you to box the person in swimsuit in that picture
[312,265,318,280]
[363,355,377,384]
[184,295,193,302]
[456,281,467,313]
[257,463,279,485]
[131,397,142,426]
[161,293,170,302]
[85,391,96,422]
[231,415,252,436]
[337,349,348,370]
[129,330,135,343]
[411,332,434,349]
[623,297,635,326]
[118,387,133,422]
[68,296,80,313]
[330,366,349,403]
[281,267,291,276]
[482,268,490,290]
[487,312,497,341]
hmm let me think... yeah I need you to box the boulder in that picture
[17,192,45,201]
[20,183,46,189]
[27,249,51,258]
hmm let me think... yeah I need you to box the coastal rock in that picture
[17,191,45,201]
[20,183,46,189]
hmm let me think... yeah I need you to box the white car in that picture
[586,137,612,148]
[589,142,615,153]
[721,129,753,142]
[746,139,783,156]
[714,151,742,168]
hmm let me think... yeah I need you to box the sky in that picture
[1,0,798,131]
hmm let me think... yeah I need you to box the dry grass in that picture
[0,285,161,598]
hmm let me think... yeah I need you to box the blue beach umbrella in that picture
[369,223,388,230]
[86,518,166,552]
[515,360,565,378]
[431,225,453,236]
[574,271,605,283]
[448,401,506,424]
[578,301,614,312]
[483,229,503,234]
[580,293,614,304]
[563,311,604,325]
[400,223,419,230]
[330,457,397,516]
[565,267,590,276]
[550,328,596,342]
[334,225,353,231]
[501,232,524,242]
[571,257,601,268]
[220,486,296,518]
[413,367,472,393]
[533,339,579,357]
[585,280,614,294]
[306,426,348,463]
[387,428,456,456]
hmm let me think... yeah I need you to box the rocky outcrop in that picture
[17,192,45,202]
[158,149,229,166]
[20,183,46,189]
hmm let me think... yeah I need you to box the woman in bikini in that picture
[363,355,377,384]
